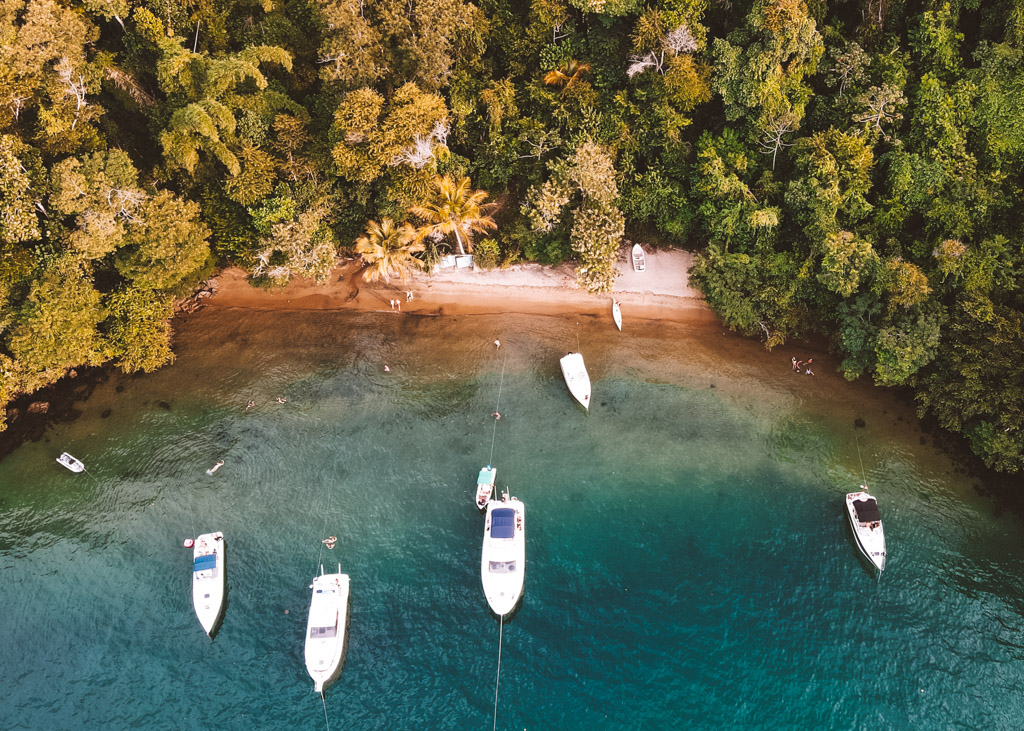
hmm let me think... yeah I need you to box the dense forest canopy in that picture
[0,0,1022,472]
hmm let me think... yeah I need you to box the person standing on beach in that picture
[791,356,799,372]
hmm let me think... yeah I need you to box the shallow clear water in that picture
[2,309,1023,729]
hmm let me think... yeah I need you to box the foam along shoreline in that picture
[205,246,715,325]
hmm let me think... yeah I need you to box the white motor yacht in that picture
[192,532,225,636]
[304,565,350,693]
[481,493,526,617]
[845,489,887,572]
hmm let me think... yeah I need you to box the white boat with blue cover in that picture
[305,565,350,693]
[559,352,591,411]
[481,493,525,617]
[476,465,498,511]
[846,489,886,572]
[475,465,497,511]
[192,532,225,636]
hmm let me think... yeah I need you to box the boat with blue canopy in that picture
[475,465,497,511]
[481,491,526,617]
[192,532,225,636]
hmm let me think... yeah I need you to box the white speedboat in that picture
[612,300,622,331]
[475,465,497,511]
[192,532,225,636]
[305,565,350,693]
[56,452,84,472]
[559,352,591,411]
[631,243,646,272]
[481,492,525,617]
[846,489,886,572]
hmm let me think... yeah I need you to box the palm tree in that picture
[355,218,426,284]
[543,59,592,91]
[409,176,497,256]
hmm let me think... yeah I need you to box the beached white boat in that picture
[559,352,591,411]
[475,465,497,511]
[631,243,646,272]
[481,493,525,617]
[612,299,622,331]
[192,532,225,636]
[305,565,350,693]
[846,489,886,572]
[56,452,84,473]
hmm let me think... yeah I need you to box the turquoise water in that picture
[2,309,1023,728]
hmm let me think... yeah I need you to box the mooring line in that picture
[488,350,508,466]
[312,476,333,577]
[854,430,868,487]
[492,613,504,731]
[321,690,331,731]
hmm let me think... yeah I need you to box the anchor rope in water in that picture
[321,690,331,731]
[488,350,508,466]
[313,472,335,577]
[854,430,868,487]
[492,613,504,731]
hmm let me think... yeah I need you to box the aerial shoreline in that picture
[205,246,717,326]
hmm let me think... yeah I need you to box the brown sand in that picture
[207,246,716,325]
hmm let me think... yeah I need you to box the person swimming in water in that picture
[206,460,224,475]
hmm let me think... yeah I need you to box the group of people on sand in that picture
[791,357,814,376]
[389,292,414,311]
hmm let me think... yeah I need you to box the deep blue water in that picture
[1,309,1022,729]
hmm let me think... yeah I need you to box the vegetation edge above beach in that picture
[0,0,1021,473]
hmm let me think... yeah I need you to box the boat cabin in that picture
[852,498,881,525]
[490,508,515,539]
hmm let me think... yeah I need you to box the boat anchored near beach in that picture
[475,465,497,511]
[56,452,85,473]
[845,489,886,572]
[481,491,526,617]
[192,532,226,636]
[631,243,646,272]
[305,564,350,693]
[560,352,591,411]
[612,299,622,331]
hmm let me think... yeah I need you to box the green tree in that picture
[0,134,41,243]
[104,287,175,373]
[331,83,448,184]
[115,191,211,291]
[409,174,496,255]
[5,255,105,390]
[355,217,426,284]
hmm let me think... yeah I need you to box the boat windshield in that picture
[488,560,517,574]
[309,624,337,639]
[490,509,515,538]
[852,498,881,523]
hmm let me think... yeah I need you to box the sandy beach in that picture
[207,245,716,325]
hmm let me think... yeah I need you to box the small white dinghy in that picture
[846,489,886,572]
[481,491,525,617]
[612,299,622,331]
[192,532,225,636]
[475,465,497,511]
[631,243,646,272]
[305,564,350,694]
[559,352,591,411]
[56,452,85,473]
